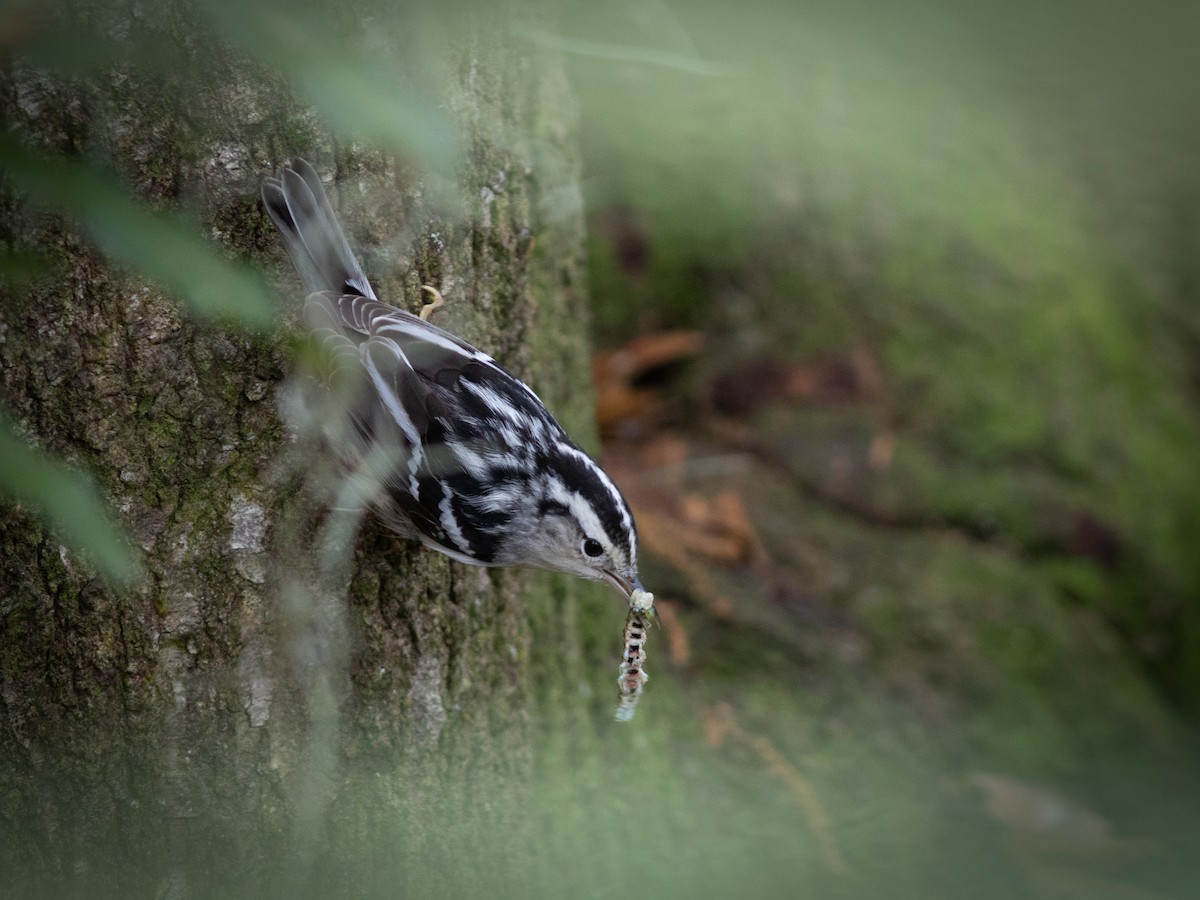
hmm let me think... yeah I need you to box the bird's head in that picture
[505,443,642,600]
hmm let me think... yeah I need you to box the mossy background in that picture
[2,0,1199,897]
[575,0,1200,709]
[567,0,1199,896]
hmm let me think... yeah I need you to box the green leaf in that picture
[0,249,54,289]
[198,0,459,173]
[0,135,276,329]
[0,412,139,587]
[17,21,186,76]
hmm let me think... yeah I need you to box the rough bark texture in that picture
[0,2,600,893]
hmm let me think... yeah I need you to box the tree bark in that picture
[0,2,601,893]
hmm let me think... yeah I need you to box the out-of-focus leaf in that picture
[0,0,40,49]
[18,21,185,75]
[592,329,702,435]
[0,412,139,587]
[199,0,458,174]
[0,135,276,328]
[0,248,53,289]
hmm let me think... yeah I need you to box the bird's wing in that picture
[308,290,543,403]
[304,291,561,565]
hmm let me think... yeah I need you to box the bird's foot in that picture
[419,285,446,321]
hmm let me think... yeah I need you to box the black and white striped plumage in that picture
[261,160,643,599]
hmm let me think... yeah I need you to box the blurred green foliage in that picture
[200,0,460,174]
[0,413,138,585]
[2,1,1199,897]
[1,134,278,327]
[565,0,1200,699]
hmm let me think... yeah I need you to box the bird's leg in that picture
[419,285,446,321]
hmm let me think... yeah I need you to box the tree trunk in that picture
[0,2,601,894]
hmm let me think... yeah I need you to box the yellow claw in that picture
[419,285,445,321]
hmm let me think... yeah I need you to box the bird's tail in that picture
[261,159,376,300]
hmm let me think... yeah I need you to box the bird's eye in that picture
[582,538,604,558]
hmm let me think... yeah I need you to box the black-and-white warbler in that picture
[261,159,649,606]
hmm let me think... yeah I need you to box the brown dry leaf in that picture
[594,330,704,382]
[679,497,746,564]
[639,432,691,472]
[711,489,766,565]
[669,490,758,565]
[594,381,654,436]
[593,330,703,435]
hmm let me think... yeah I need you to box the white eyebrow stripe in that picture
[545,478,616,559]
[553,441,634,549]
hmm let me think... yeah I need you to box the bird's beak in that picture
[600,570,643,600]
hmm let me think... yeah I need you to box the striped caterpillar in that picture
[614,605,651,722]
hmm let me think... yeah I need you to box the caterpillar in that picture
[615,606,651,722]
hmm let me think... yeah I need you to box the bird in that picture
[260,159,649,605]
